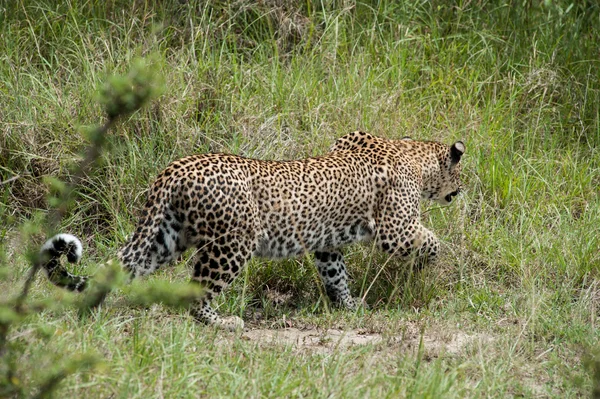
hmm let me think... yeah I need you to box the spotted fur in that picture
[39,131,464,330]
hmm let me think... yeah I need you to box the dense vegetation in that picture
[1,0,599,397]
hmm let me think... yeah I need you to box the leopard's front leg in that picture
[376,220,440,266]
[375,187,440,267]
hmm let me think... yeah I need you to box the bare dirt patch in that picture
[242,327,383,351]
[240,323,492,357]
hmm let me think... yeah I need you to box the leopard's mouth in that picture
[444,190,460,203]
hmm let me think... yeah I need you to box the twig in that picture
[0,175,22,185]
[1,117,116,356]
[47,116,116,232]
[14,262,41,313]
[13,117,116,313]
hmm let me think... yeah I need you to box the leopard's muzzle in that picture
[444,189,460,203]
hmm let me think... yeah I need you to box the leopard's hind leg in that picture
[189,234,256,331]
[314,250,361,310]
[118,205,188,278]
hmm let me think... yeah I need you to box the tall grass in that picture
[1,0,599,397]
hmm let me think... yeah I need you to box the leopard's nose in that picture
[444,190,459,203]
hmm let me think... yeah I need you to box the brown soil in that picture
[239,323,492,357]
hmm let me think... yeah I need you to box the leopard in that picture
[39,131,465,331]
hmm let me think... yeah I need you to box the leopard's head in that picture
[423,141,465,205]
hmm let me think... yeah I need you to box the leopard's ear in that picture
[450,141,465,164]
[401,136,411,141]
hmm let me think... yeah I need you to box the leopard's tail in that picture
[38,233,89,292]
